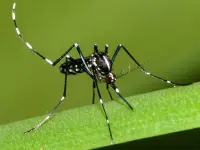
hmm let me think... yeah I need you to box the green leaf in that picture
[1,82,200,150]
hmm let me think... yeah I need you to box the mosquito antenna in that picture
[116,61,149,79]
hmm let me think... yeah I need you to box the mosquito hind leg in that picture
[24,68,68,134]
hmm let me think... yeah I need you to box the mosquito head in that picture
[105,73,116,84]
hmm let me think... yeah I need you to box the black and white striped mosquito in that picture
[12,2,189,144]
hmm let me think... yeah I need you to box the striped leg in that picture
[110,83,133,110]
[94,79,114,144]
[24,71,68,134]
[111,44,190,87]
[93,83,113,104]
[12,3,55,65]
[12,3,93,78]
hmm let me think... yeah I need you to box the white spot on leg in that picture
[106,44,108,47]
[111,140,114,144]
[26,42,32,49]
[66,55,70,58]
[74,43,78,47]
[46,115,50,120]
[13,3,16,9]
[167,80,171,84]
[12,12,15,20]
[146,72,151,75]
[61,96,65,101]
[16,28,20,35]
[45,59,53,65]
[100,99,103,104]
[115,88,119,93]
[106,119,110,124]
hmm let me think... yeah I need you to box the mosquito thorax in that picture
[91,52,111,73]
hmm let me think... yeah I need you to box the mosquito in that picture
[12,2,189,144]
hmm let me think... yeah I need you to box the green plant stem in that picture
[1,82,200,150]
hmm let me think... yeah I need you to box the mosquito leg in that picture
[94,79,114,144]
[105,44,108,54]
[94,44,99,53]
[110,83,133,110]
[111,44,190,87]
[107,84,113,100]
[24,68,68,134]
[12,3,94,79]
[92,81,96,104]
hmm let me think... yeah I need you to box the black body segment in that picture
[60,56,90,75]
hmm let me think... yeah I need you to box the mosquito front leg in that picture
[111,44,190,87]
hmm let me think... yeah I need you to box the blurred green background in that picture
[1,0,200,125]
